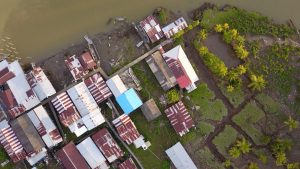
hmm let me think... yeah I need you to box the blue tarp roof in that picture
[116,88,143,115]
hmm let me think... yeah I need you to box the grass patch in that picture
[187,83,227,121]
[197,147,225,169]
[233,101,266,145]
[219,83,245,108]
[0,148,14,169]
[212,125,239,157]
[197,121,215,136]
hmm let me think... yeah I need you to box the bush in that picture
[158,8,168,24]
[166,89,180,104]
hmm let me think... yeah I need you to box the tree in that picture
[223,159,231,168]
[271,138,292,155]
[199,46,209,56]
[236,65,247,75]
[215,24,223,33]
[223,23,230,30]
[287,163,300,169]
[248,74,266,91]
[248,162,259,169]
[235,35,245,46]
[166,89,180,104]
[284,116,299,131]
[191,20,200,28]
[198,29,208,40]
[275,152,287,166]
[234,45,249,59]
[258,154,268,164]
[230,29,239,39]
[229,146,241,158]
[223,30,234,44]
[227,85,234,92]
[236,138,251,154]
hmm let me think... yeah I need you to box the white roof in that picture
[76,137,109,169]
[165,142,197,169]
[162,22,177,34]
[27,106,62,148]
[106,75,127,98]
[3,60,40,110]
[163,45,199,83]
[68,119,88,137]
[67,82,105,129]
[26,147,47,166]
[27,67,56,101]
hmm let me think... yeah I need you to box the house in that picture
[145,50,176,91]
[10,115,47,166]
[116,88,143,115]
[51,92,87,137]
[112,114,150,150]
[65,55,88,80]
[0,60,40,118]
[56,142,90,169]
[78,51,97,71]
[27,106,63,148]
[106,75,128,98]
[76,137,109,169]
[0,120,27,163]
[163,45,199,92]
[165,142,197,169]
[67,82,105,130]
[118,158,137,169]
[140,15,164,43]
[162,17,188,38]
[91,128,124,163]
[140,99,161,121]
[164,101,195,136]
[26,66,56,101]
[84,73,112,104]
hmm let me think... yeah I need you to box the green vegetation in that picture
[228,138,251,159]
[187,83,227,121]
[287,163,300,169]
[197,147,225,169]
[201,8,295,38]
[219,83,245,108]
[248,74,266,91]
[213,125,238,157]
[284,116,299,131]
[0,148,8,161]
[247,162,259,169]
[166,89,180,104]
[157,8,168,24]
[247,40,260,58]
[197,122,215,136]
[233,101,266,145]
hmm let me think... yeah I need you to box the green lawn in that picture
[255,93,286,119]
[197,147,225,169]
[197,121,215,137]
[187,83,227,121]
[0,148,14,169]
[212,125,239,157]
[219,84,245,108]
[233,101,266,145]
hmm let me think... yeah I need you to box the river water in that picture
[0,0,299,62]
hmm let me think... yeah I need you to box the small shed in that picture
[140,99,161,121]
[78,52,96,71]
[116,88,142,115]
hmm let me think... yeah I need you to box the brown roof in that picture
[0,67,15,85]
[78,52,96,71]
[140,99,161,121]
[118,158,137,169]
[10,114,45,154]
[56,142,90,169]
[140,15,164,43]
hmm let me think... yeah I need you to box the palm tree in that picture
[229,146,241,158]
[248,162,259,169]
[223,159,231,168]
[198,29,208,40]
[234,45,249,59]
[236,65,247,75]
[275,152,287,166]
[248,74,266,91]
[227,85,234,92]
[199,46,209,56]
[215,24,223,33]
[223,23,230,30]
[230,29,239,39]
[287,163,300,169]
[235,35,245,46]
[236,138,251,154]
[284,116,299,131]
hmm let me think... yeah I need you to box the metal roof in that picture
[76,137,109,169]
[116,88,142,115]
[84,73,112,104]
[26,66,56,101]
[56,141,90,169]
[65,55,87,80]
[140,99,161,121]
[164,101,195,136]
[106,75,127,98]
[118,158,137,169]
[162,17,188,38]
[91,128,124,163]
[140,15,164,43]
[27,106,63,148]
[165,142,197,169]
[78,52,96,71]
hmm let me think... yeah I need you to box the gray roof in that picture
[165,142,197,169]
[140,99,161,121]
[145,51,176,91]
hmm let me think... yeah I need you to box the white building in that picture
[27,106,63,148]
[26,66,56,101]
[67,82,105,130]
[76,137,109,169]
[165,142,197,169]
[106,75,127,98]
[162,17,188,38]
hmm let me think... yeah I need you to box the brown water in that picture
[0,0,300,62]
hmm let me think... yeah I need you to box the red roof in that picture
[91,128,124,163]
[56,142,90,169]
[0,89,26,118]
[84,73,112,104]
[140,15,164,43]
[164,101,195,136]
[78,52,96,71]
[164,57,191,89]
[65,55,87,80]
[112,114,140,145]
[0,67,15,85]
[118,158,137,169]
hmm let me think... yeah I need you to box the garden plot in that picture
[196,146,225,169]
[219,83,246,108]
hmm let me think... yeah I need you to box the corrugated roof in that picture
[76,137,109,169]
[165,142,197,169]
[56,141,90,169]
[112,114,140,145]
[0,67,15,85]
[140,15,164,43]
[84,73,112,104]
[106,75,127,98]
[118,158,137,169]
[65,55,87,80]
[116,88,142,115]
[140,99,161,121]
[164,101,195,136]
[26,66,56,101]
[162,17,188,38]
[78,52,96,71]
[92,128,124,163]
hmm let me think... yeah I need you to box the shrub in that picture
[166,89,180,104]
[158,8,168,24]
